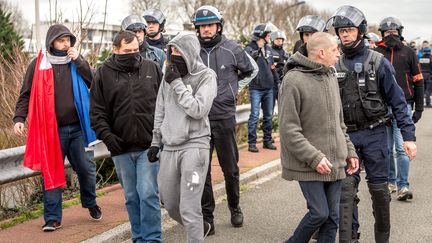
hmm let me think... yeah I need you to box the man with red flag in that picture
[13,24,102,232]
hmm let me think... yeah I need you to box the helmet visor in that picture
[326,5,365,30]
[296,15,326,33]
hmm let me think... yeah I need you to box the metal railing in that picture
[0,104,256,185]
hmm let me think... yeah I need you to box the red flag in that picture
[24,50,66,190]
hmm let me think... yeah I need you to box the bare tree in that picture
[130,0,164,15]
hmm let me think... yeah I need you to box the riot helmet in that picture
[327,5,368,37]
[252,23,278,40]
[296,15,326,33]
[143,9,166,33]
[271,30,287,41]
[366,32,380,42]
[192,5,224,33]
[121,15,147,32]
[378,16,404,36]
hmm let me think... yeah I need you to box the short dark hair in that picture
[113,30,137,48]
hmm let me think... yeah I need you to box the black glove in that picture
[250,48,262,60]
[105,135,124,155]
[164,64,181,84]
[412,111,422,123]
[147,146,160,162]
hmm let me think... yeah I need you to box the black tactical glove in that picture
[250,48,262,60]
[105,135,124,155]
[147,146,160,163]
[164,64,181,84]
[412,111,422,123]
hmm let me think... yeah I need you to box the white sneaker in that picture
[397,187,413,201]
[388,183,397,193]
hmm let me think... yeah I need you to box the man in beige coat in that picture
[279,32,359,243]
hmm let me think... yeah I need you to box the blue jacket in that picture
[342,46,416,141]
[140,42,166,69]
[245,41,279,90]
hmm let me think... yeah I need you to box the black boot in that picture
[368,182,391,243]
[229,205,243,227]
[339,175,357,243]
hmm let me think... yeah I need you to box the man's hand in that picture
[164,64,181,84]
[13,122,25,136]
[412,111,422,123]
[147,146,160,163]
[403,141,417,161]
[67,47,79,61]
[346,157,359,175]
[316,157,332,174]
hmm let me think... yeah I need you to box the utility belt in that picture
[346,117,390,133]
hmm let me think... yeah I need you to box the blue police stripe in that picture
[196,16,218,21]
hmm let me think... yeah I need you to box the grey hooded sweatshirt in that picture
[151,33,217,150]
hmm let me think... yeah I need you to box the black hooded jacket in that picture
[14,24,92,126]
[90,55,162,155]
[375,40,424,111]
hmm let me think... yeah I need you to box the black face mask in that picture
[114,52,141,72]
[383,34,402,48]
[170,55,189,77]
[50,47,68,56]
[198,33,222,48]
[341,39,364,58]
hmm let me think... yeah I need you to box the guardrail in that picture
[0,104,257,185]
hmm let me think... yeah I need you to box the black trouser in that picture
[201,117,240,223]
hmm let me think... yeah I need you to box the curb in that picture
[82,159,281,243]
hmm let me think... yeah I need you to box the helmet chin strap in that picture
[147,31,159,38]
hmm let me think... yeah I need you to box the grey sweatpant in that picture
[158,148,210,243]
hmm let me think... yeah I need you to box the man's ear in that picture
[319,49,325,59]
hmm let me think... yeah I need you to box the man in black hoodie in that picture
[375,16,423,201]
[13,24,101,232]
[90,30,163,243]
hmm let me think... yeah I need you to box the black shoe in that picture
[248,144,259,153]
[42,220,62,232]
[229,206,243,227]
[203,221,215,238]
[263,142,277,150]
[89,205,103,220]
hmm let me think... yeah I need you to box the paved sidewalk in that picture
[0,138,281,243]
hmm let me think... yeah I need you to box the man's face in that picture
[322,43,340,66]
[423,42,429,48]
[113,37,139,54]
[273,38,284,46]
[146,22,160,35]
[303,32,314,43]
[383,30,398,37]
[53,36,71,51]
[338,27,359,45]
[199,23,219,39]
[132,29,145,43]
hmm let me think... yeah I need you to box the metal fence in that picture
[0,104,257,185]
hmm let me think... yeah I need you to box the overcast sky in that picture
[11,0,432,43]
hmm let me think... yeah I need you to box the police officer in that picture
[328,5,417,243]
[192,5,258,235]
[121,15,166,68]
[419,47,432,106]
[143,9,169,52]
[293,15,326,54]
[245,23,279,153]
[270,30,289,106]
[375,17,424,202]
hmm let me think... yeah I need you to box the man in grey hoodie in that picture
[279,32,359,243]
[147,33,217,243]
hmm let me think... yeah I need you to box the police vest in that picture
[419,55,431,75]
[335,50,388,131]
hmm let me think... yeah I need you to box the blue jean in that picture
[387,104,412,189]
[248,88,274,145]
[112,150,161,243]
[43,123,97,223]
[286,180,342,243]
